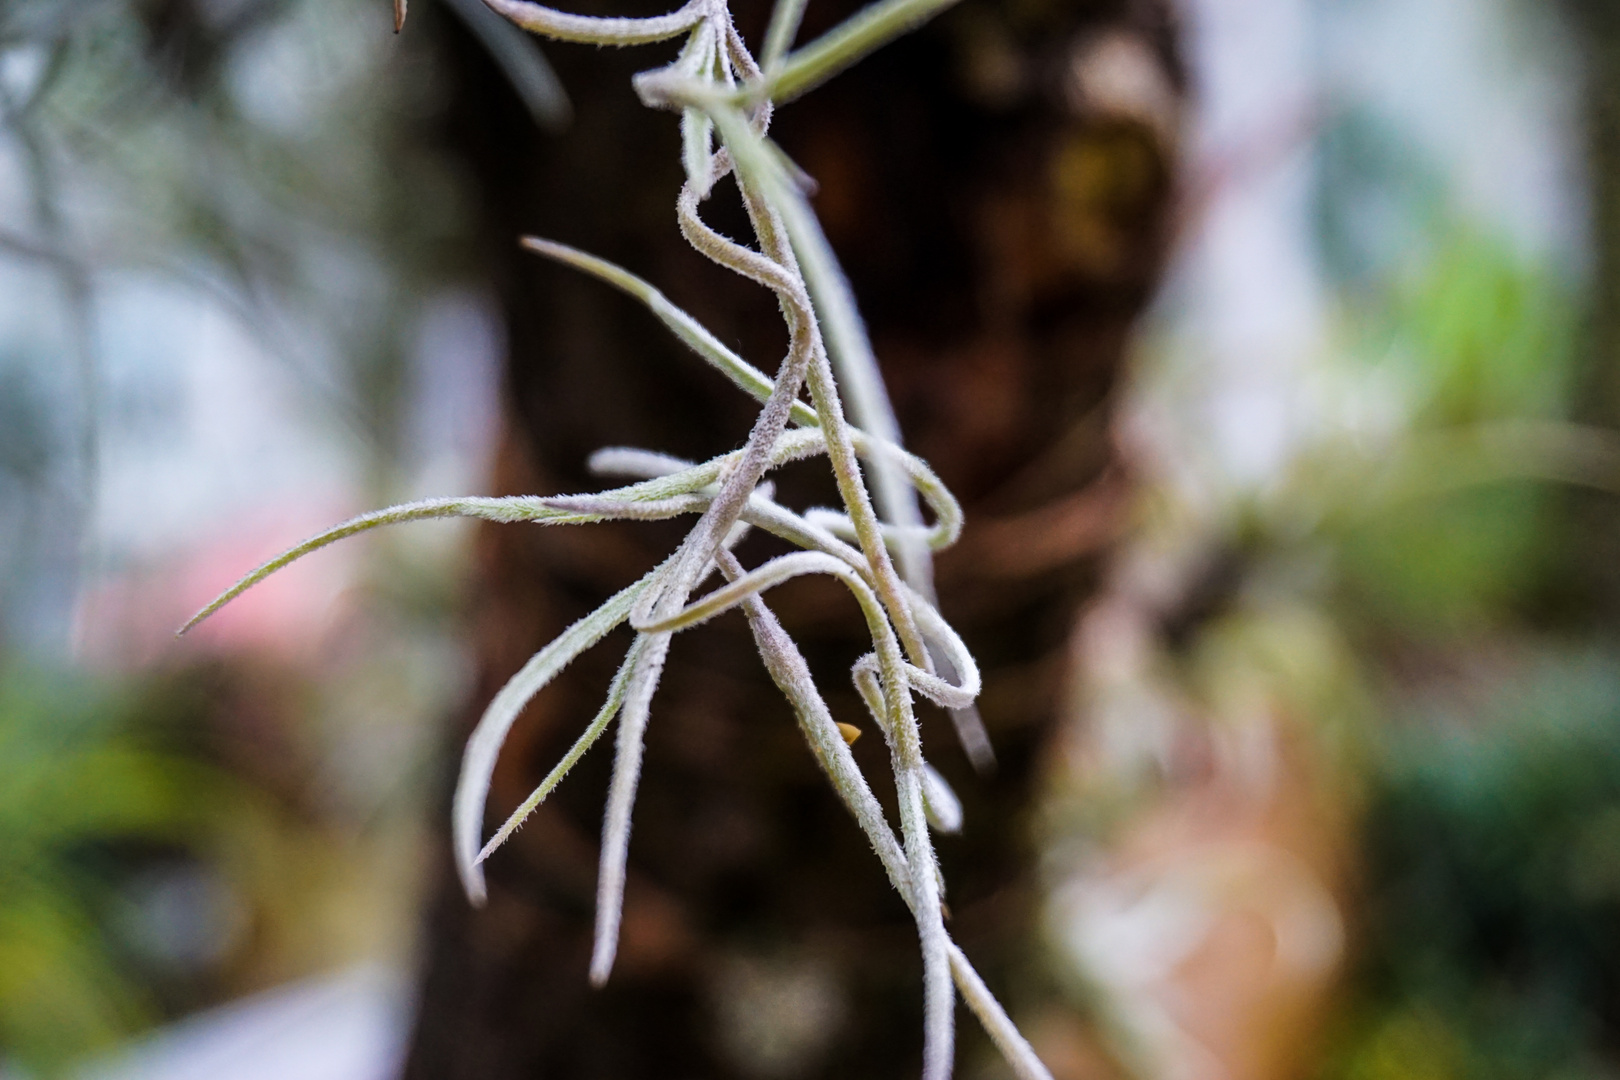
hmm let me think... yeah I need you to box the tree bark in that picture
[404,2,1182,1075]
[1561,0,1620,620]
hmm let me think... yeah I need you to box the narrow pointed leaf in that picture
[520,236,820,429]
[454,560,671,904]
[476,637,649,865]
[948,944,1054,1080]
[589,631,673,985]
[179,496,596,635]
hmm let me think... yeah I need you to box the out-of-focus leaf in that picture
[1324,657,1620,1080]
[0,662,226,1073]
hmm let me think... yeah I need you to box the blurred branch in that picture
[0,226,72,266]
[443,0,572,132]
[1,94,102,541]
[956,469,1129,579]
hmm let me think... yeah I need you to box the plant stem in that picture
[763,0,964,101]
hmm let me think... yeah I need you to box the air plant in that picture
[181,0,1050,1076]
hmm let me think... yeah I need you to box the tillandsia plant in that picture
[180,0,1050,1077]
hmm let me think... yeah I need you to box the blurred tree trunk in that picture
[1574,0,1620,414]
[1558,0,1620,618]
[403,2,1181,1076]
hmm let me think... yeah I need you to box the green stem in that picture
[760,0,810,71]
[764,0,964,102]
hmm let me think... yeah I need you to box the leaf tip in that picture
[460,867,489,908]
[176,601,222,637]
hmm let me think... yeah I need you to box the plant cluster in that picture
[183,0,1051,1076]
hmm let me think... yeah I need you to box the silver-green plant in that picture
[182,1,1050,1076]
